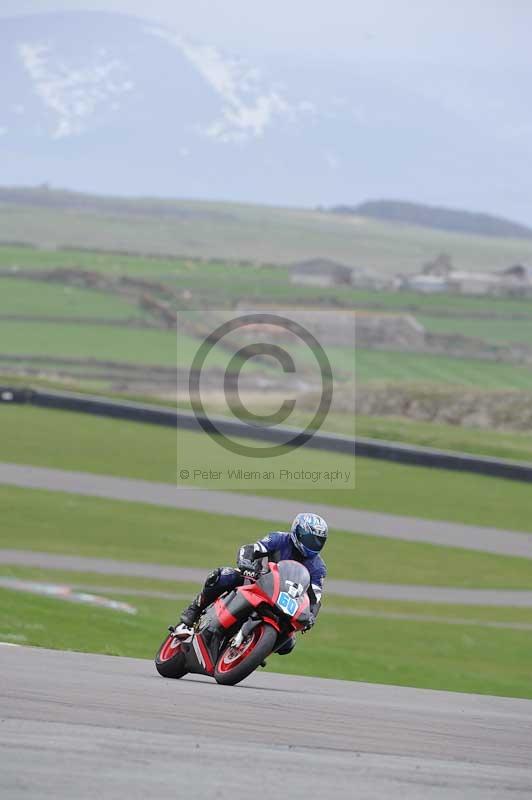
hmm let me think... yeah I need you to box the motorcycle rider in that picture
[179,512,328,655]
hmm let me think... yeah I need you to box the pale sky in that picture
[2,0,531,219]
[2,0,531,66]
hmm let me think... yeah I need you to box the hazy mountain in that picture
[1,10,531,224]
[332,201,532,240]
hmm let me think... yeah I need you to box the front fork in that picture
[230,615,263,647]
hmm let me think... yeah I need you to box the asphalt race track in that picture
[1,645,532,799]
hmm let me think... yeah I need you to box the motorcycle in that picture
[155,559,312,686]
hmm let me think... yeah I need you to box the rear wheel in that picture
[155,633,188,679]
[214,623,277,686]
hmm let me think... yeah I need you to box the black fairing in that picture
[255,569,275,599]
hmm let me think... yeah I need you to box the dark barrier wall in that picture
[1,386,532,483]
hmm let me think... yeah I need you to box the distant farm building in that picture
[402,274,451,294]
[446,271,502,295]
[289,259,353,288]
[502,264,532,282]
[499,264,532,295]
[402,265,532,297]
[421,252,454,277]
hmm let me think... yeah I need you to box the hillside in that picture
[332,200,532,240]
[3,187,532,274]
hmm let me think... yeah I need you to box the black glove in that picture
[301,613,316,634]
[238,557,260,579]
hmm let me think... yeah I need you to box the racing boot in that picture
[179,570,225,628]
[180,593,205,627]
[275,633,296,656]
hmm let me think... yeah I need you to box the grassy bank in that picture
[3,375,531,462]
[355,414,532,462]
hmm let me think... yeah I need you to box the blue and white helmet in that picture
[290,513,328,558]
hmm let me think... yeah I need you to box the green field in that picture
[0,319,176,365]
[354,349,532,388]
[0,319,274,371]
[0,244,189,276]
[3,314,532,389]
[3,244,532,386]
[0,318,227,369]
[0,277,144,320]
[2,405,532,532]
[4,315,522,387]
[352,287,532,315]
[3,245,532,314]
[0,247,300,303]
[418,314,532,346]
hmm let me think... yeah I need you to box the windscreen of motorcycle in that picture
[256,559,310,606]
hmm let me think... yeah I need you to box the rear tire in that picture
[155,633,188,679]
[214,623,277,686]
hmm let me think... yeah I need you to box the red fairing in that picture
[269,562,281,601]
[261,615,281,632]
[291,594,310,630]
[237,582,274,608]
[214,598,238,629]
[237,562,281,607]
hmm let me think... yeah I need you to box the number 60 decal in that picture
[277,591,298,616]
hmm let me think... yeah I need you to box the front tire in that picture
[155,633,188,679]
[214,623,277,686]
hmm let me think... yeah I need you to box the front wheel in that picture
[214,623,277,686]
[155,633,188,679]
